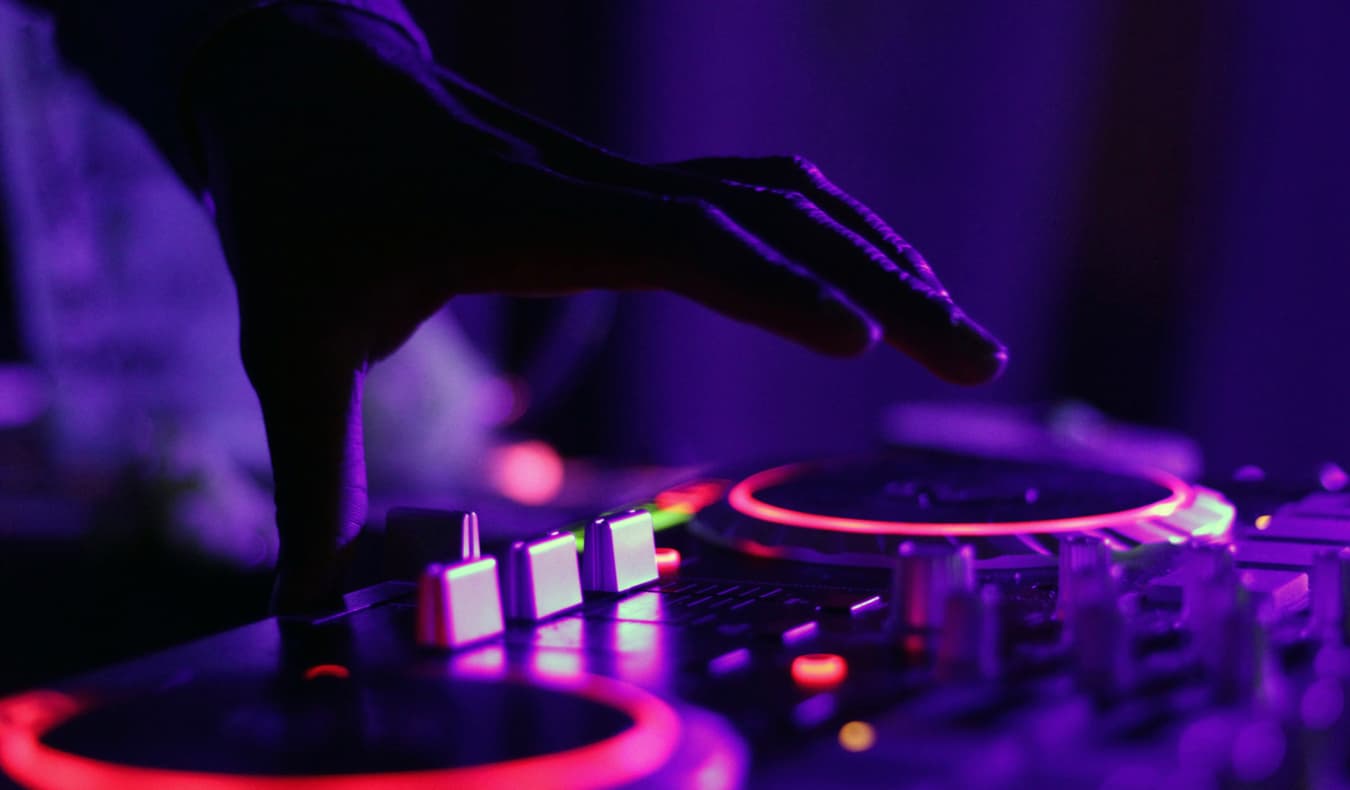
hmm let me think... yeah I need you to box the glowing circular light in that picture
[489,440,564,506]
[791,653,848,691]
[728,461,1193,537]
[1320,462,1349,492]
[1254,514,1272,531]
[655,547,682,577]
[837,721,876,752]
[302,664,350,681]
[0,673,679,790]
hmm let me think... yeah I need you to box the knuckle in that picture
[784,154,823,185]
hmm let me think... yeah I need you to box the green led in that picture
[570,503,692,552]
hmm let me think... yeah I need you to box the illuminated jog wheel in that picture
[690,449,1234,568]
[0,671,739,790]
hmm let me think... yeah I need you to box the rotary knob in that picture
[1056,534,1111,620]
[888,542,975,632]
[936,584,1003,681]
[1064,564,1131,699]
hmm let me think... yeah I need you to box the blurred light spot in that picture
[1301,679,1344,730]
[0,365,48,428]
[1320,463,1349,492]
[654,480,728,514]
[655,547,681,577]
[1024,487,1040,504]
[792,653,847,691]
[1233,464,1265,482]
[1231,719,1285,783]
[490,440,564,505]
[303,664,349,680]
[1254,514,1271,531]
[838,721,876,752]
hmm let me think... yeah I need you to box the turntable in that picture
[4,446,1350,788]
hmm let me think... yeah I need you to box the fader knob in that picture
[384,508,481,580]
[416,557,504,650]
[582,510,658,594]
[505,532,584,621]
[888,542,975,632]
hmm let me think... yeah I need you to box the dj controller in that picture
[5,445,1350,788]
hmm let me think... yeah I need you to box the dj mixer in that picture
[4,446,1350,788]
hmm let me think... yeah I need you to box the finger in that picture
[452,171,879,357]
[670,155,947,293]
[237,316,368,615]
[699,183,1006,384]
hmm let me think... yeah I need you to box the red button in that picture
[792,653,848,690]
[655,547,681,578]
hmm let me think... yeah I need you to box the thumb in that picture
[241,324,369,615]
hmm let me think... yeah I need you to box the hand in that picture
[190,6,1006,613]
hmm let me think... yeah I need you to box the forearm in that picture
[15,0,429,190]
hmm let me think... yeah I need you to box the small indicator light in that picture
[792,653,848,691]
[1254,514,1271,531]
[838,721,876,752]
[655,547,682,578]
[303,664,350,681]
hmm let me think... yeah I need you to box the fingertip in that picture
[811,297,881,357]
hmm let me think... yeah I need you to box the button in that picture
[655,547,682,578]
[815,591,884,616]
[384,508,481,580]
[792,653,848,691]
[707,647,752,677]
[582,510,658,593]
[416,557,504,650]
[504,532,584,622]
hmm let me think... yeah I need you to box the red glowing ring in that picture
[0,673,681,790]
[727,461,1193,537]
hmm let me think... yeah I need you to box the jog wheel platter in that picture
[692,448,1234,567]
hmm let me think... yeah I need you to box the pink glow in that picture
[728,462,1193,537]
[0,673,680,789]
[489,440,565,505]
